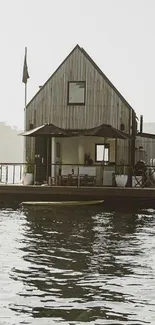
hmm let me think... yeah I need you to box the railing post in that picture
[127,165,132,187]
[6,166,8,184]
[20,164,22,183]
[34,164,36,185]
[13,165,15,184]
[77,166,80,188]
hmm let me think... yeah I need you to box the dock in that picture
[0,185,155,208]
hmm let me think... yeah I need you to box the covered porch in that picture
[21,123,131,186]
[53,136,116,186]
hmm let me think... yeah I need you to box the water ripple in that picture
[0,207,155,324]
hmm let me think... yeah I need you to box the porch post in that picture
[78,142,85,165]
[115,139,117,161]
[46,136,51,182]
[128,110,136,187]
[51,137,56,183]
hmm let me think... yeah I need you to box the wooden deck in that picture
[0,185,155,208]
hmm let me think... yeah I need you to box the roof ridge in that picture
[80,47,134,111]
[26,44,135,113]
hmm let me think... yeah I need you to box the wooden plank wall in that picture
[26,46,132,160]
[26,47,131,131]
[136,136,155,164]
[116,139,129,165]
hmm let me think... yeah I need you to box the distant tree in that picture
[0,122,23,163]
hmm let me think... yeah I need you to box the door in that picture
[35,136,51,184]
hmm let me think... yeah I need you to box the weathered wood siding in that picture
[135,136,155,164]
[116,139,130,165]
[26,46,133,161]
[26,46,131,133]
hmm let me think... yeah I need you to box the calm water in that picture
[0,206,155,324]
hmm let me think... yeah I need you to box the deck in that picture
[0,185,155,208]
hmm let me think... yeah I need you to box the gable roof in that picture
[26,44,135,112]
[80,47,134,112]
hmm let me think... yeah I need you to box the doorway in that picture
[35,136,51,184]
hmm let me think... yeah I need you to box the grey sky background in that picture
[1,0,154,129]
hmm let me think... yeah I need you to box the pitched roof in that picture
[26,45,80,108]
[26,44,134,112]
[80,47,134,112]
[137,132,155,139]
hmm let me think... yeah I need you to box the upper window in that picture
[95,144,109,162]
[68,81,86,105]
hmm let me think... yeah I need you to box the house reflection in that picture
[10,207,140,322]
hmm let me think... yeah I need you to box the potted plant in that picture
[115,160,128,187]
[23,156,34,185]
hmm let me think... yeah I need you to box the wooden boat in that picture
[21,200,104,210]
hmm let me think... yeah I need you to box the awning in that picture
[20,123,132,139]
[83,124,131,139]
[20,124,70,137]
[20,125,45,136]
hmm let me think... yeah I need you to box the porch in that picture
[21,123,131,186]
[51,136,117,187]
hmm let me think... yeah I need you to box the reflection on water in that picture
[0,206,155,324]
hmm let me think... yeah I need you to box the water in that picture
[0,206,155,324]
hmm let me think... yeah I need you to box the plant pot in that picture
[115,174,128,187]
[23,173,33,185]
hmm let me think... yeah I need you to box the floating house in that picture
[22,45,139,186]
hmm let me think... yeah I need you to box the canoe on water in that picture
[21,200,104,209]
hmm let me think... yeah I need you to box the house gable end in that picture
[26,44,81,108]
[27,44,134,113]
[26,44,135,133]
[80,47,133,112]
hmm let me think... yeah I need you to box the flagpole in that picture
[23,47,28,163]
[24,82,27,162]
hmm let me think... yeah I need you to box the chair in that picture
[79,166,96,186]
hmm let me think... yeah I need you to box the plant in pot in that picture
[23,157,34,185]
[115,159,128,187]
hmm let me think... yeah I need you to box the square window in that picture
[95,144,109,162]
[68,81,86,105]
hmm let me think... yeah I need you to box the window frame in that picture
[95,143,110,163]
[67,81,86,106]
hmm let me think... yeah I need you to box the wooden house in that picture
[23,44,136,185]
[135,133,155,165]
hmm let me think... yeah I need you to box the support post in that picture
[51,137,56,184]
[129,110,136,187]
[23,81,27,163]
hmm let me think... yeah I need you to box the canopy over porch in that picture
[20,123,132,184]
[82,124,131,139]
[20,123,132,140]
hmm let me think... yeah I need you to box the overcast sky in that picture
[0,0,154,129]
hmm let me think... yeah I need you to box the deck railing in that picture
[0,162,155,188]
[0,163,24,184]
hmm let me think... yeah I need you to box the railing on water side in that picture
[1,162,155,188]
[0,163,24,184]
[0,162,126,186]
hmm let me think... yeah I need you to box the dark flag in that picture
[22,47,29,84]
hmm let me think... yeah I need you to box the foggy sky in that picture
[0,0,154,129]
